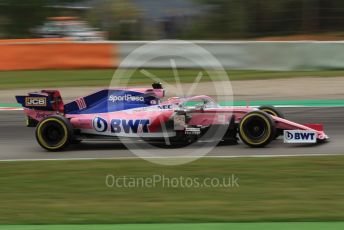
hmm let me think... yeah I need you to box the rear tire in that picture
[239,111,276,147]
[35,115,73,151]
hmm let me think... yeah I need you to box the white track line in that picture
[0,153,342,162]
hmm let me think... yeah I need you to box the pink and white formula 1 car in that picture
[16,83,328,151]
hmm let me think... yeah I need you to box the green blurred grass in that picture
[1,222,344,230]
[0,69,344,89]
[0,156,344,224]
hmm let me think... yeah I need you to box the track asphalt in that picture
[0,106,343,161]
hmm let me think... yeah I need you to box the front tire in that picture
[259,105,284,139]
[35,115,73,151]
[239,111,276,147]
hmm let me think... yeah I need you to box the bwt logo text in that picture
[93,117,150,133]
[284,130,316,143]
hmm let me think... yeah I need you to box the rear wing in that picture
[16,90,64,112]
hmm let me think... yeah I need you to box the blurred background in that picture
[0,0,343,41]
[1,0,344,95]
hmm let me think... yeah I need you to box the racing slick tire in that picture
[35,115,73,151]
[258,105,284,118]
[239,111,276,147]
[259,105,284,139]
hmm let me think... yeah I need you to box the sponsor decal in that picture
[284,130,317,143]
[185,127,201,135]
[35,112,51,119]
[25,97,46,107]
[158,104,173,110]
[111,119,150,133]
[93,117,150,133]
[93,117,108,132]
[76,97,87,110]
[108,94,145,103]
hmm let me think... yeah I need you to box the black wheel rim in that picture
[41,122,65,146]
[242,116,268,140]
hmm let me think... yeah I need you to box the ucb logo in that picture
[284,130,316,143]
[93,117,108,132]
